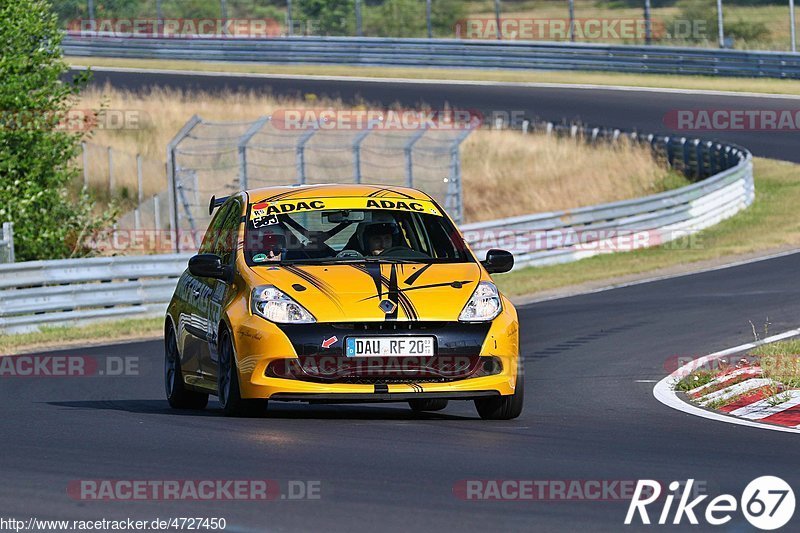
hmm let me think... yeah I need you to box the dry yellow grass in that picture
[77,86,676,222]
[461,130,680,222]
[77,85,348,198]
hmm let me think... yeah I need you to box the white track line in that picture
[696,378,772,406]
[70,65,800,101]
[686,366,762,396]
[729,390,800,420]
[653,328,800,434]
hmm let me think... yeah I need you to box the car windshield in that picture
[244,200,472,266]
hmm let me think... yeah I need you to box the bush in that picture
[295,0,354,36]
[667,0,770,44]
[0,0,117,261]
[364,0,466,38]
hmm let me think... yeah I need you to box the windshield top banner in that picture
[249,197,442,220]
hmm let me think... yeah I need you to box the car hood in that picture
[246,262,483,322]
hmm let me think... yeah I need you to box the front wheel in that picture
[474,365,524,420]
[165,325,209,410]
[218,329,267,417]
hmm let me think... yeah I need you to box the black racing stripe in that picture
[349,263,418,320]
[386,264,400,320]
[254,190,298,204]
[283,265,344,312]
[404,263,433,286]
[366,187,416,199]
[365,263,383,300]
[356,280,475,302]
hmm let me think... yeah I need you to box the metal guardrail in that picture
[463,122,754,268]
[0,223,14,264]
[0,125,754,334]
[63,35,800,79]
[0,254,190,334]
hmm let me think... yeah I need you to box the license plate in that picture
[345,336,435,357]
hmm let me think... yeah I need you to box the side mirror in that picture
[481,249,514,274]
[188,254,230,281]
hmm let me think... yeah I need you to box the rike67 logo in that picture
[625,477,795,530]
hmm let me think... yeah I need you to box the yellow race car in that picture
[164,184,522,419]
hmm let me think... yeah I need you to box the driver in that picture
[249,224,286,262]
[363,222,397,256]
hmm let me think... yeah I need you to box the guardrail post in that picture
[296,125,318,185]
[404,126,428,188]
[286,0,293,37]
[238,117,269,191]
[153,195,161,232]
[82,142,88,189]
[664,136,674,167]
[136,154,144,206]
[2,222,14,263]
[166,115,202,252]
[694,139,704,179]
[681,137,689,175]
[352,119,381,184]
[107,146,114,195]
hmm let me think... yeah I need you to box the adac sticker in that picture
[250,200,325,219]
[250,197,442,218]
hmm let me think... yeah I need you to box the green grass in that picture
[495,158,800,297]
[68,57,800,97]
[751,340,800,388]
[0,317,163,355]
[675,370,718,392]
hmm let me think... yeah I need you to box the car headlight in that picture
[251,285,315,324]
[459,281,502,322]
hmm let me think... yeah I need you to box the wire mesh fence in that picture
[55,0,799,51]
[167,114,476,251]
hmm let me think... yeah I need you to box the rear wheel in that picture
[165,325,208,410]
[218,329,267,417]
[474,364,524,420]
[408,399,448,412]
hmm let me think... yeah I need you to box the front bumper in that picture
[269,390,501,403]
[231,300,519,401]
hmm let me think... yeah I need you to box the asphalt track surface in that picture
[3,71,795,531]
[76,68,800,162]
[3,252,800,532]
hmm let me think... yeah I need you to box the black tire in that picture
[218,329,267,418]
[474,364,524,420]
[165,325,209,410]
[408,399,449,412]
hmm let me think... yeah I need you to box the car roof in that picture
[245,184,434,204]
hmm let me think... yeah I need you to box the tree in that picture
[0,0,115,261]
[296,0,354,36]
